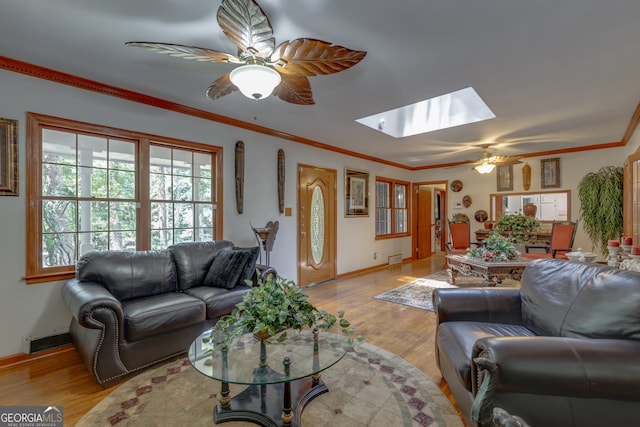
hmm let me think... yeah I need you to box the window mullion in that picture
[138,138,151,250]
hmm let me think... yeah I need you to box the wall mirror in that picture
[490,190,571,222]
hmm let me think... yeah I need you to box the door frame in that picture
[412,181,448,259]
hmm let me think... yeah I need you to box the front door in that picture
[298,164,336,286]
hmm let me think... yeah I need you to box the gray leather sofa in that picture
[62,240,275,387]
[433,258,640,427]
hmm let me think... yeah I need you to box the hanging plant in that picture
[577,166,623,254]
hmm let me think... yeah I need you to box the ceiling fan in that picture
[470,145,522,174]
[126,0,367,105]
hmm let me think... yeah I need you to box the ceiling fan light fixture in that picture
[229,64,281,101]
[473,162,496,174]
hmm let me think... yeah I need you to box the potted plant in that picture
[577,166,623,254]
[469,231,520,261]
[495,212,540,244]
[209,274,363,347]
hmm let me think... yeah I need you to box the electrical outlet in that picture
[374,252,378,259]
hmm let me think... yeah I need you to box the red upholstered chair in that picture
[445,221,479,255]
[523,221,577,260]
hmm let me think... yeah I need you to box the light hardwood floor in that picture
[0,254,463,426]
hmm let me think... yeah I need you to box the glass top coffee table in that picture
[446,254,532,286]
[189,328,347,427]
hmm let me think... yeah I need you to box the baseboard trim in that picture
[337,257,413,280]
[0,344,75,370]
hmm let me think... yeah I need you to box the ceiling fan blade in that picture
[217,0,275,58]
[126,42,240,63]
[272,38,367,76]
[274,73,314,105]
[205,73,238,101]
[489,155,523,165]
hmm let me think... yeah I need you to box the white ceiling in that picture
[2,0,640,169]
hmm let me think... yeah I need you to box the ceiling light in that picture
[473,162,496,174]
[229,64,281,101]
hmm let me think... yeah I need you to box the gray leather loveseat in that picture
[433,258,640,427]
[62,240,275,386]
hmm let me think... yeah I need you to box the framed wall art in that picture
[0,118,18,196]
[345,168,369,217]
[541,157,561,188]
[496,164,513,192]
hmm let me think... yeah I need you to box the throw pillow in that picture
[235,246,260,286]
[204,247,259,289]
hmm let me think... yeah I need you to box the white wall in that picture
[0,68,631,358]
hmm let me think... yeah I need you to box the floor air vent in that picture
[388,254,403,266]
[28,333,72,354]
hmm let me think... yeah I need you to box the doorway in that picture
[413,182,447,259]
[297,164,337,286]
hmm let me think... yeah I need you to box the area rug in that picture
[373,270,518,311]
[76,340,463,427]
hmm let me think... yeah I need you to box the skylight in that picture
[355,87,495,138]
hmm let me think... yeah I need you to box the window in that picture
[375,177,410,238]
[26,113,222,283]
[149,145,215,247]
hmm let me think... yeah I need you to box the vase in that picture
[523,202,537,217]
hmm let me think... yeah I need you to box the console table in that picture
[189,328,347,427]
[446,254,532,286]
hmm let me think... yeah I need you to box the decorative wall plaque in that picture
[277,149,285,214]
[235,141,244,214]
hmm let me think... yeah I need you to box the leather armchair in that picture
[433,259,640,427]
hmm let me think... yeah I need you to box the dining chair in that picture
[523,220,578,259]
[446,220,479,255]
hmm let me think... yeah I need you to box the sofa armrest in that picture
[433,288,523,325]
[471,336,640,425]
[62,278,125,335]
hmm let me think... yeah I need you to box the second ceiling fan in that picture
[470,145,522,174]
[126,0,367,105]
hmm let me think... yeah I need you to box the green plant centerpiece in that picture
[469,231,520,261]
[208,274,363,348]
[577,166,623,255]
[495,212,540,244]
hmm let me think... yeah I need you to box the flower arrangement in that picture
[468,231,520,261]
[209,274,363,346]
[495,212,540,244]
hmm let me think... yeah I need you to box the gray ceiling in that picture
[2,0,640,168]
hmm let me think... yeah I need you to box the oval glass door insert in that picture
[310,185,325,265]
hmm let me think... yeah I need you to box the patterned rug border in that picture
[77,337,463,427]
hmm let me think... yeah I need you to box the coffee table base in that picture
[446,255,530,287]
[214,377,327,427]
